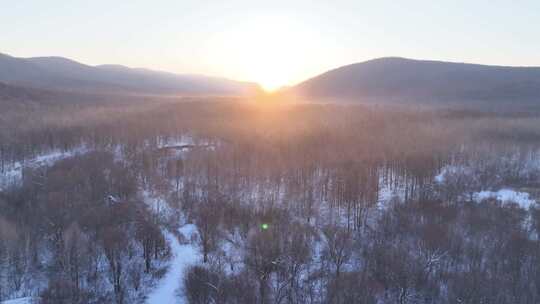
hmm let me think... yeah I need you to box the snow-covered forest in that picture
[1,101,540,303]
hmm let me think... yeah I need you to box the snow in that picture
[142,190,175,220]
[434,165,472,184]
[0,166,22,191]
[377,175,406,210]
[0,145,89,191]
[156,136,195,149]
[145,226,199,304]
[0,297,40,304]
[377,187,404,210]
[434,170,446,183]
[435,163,539,209]
[178,223,198,241]
[473,189,537,209]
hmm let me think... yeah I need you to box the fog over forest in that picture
[1,93,540,303]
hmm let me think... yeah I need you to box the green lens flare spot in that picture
[261,223,269,230]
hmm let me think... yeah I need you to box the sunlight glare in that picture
[205,16,322,91]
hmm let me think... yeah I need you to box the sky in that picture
[1,0,539,90]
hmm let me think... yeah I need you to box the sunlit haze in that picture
[2,0,540,90]
[205,16,327,91]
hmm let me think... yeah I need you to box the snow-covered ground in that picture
[0,145,89,190]
[435,164,538,209]
[377,183,405,210]
[473,189,537,209]
[146,225,199,304]
[156,135,195,149]
[0,297,40,304]
[141,190,176,222]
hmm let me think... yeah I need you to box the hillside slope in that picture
[0,53,260,96]
[292,57,540,103]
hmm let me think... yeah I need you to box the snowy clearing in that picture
[145,225,199,304]
[377,183,405,210]
[156,135,196,149]
[0,146,89,190]
[473,189,537,209]
[0,297,40,304]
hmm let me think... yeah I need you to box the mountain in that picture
[0,53,261,96]
[0,80,183,108]
[291,57,540,103]
[0,81,100,107]
[0,81,43,101]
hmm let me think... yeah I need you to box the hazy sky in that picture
[2,0,539,90]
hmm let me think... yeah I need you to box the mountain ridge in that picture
[0,52,261,96]
[291,57,540,103]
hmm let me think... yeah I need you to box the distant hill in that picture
[291,57,540,103]
[0,81,62,104]
[0,53,261,96]
[0,81,177,108]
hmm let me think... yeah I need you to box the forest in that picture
[1,98,540,304]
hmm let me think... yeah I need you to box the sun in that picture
[256,68,287,92]
[258,77,284,92]
[205,16,321,92]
